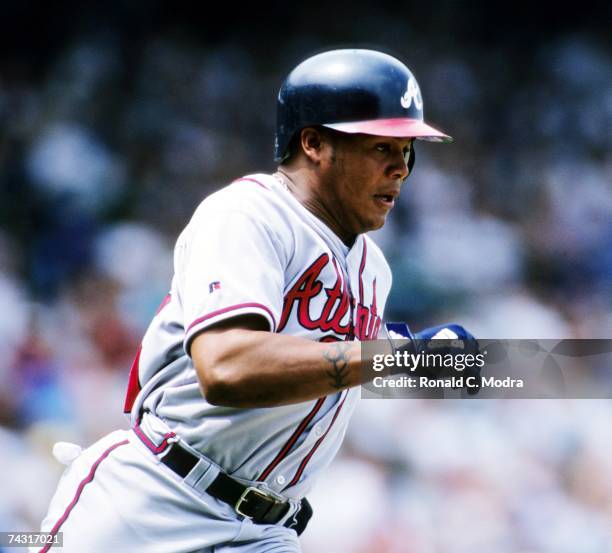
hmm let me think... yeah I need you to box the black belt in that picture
[161,441,312,535]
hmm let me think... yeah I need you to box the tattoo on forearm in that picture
[323,343,351,389]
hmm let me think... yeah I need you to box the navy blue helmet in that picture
[275,49,451,164]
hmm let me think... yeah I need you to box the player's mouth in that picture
[373,192,398,209]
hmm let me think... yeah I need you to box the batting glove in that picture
[386,322,481,394]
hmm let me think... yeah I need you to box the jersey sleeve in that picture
[178,206,287,355]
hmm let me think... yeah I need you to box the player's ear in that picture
[300,127,327,163]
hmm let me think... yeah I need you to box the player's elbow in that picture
[190,323,270,407]
[192,343,251,406]
[197,364,243,406]
[189,329,236,405]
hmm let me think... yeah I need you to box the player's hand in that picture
[412,323,479,354]
[408,323,481,395]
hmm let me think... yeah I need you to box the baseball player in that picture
[36,49,476,552]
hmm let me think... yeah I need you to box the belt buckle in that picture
[234,486,274,518]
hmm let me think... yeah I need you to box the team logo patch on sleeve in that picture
[209,281,221,293]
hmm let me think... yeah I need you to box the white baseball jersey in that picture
[124,172,392,500]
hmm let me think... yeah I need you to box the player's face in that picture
[319,132,413,240]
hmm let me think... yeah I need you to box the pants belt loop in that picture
[184,458,220,494]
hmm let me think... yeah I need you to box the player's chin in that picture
[360,213,388,233]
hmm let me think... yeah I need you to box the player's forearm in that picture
[192,329,370,407]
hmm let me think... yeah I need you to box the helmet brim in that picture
[323,118,452,142]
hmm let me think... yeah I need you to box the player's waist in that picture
[135,412,274,489]
[145,394,355,492]
[131,414,312,534]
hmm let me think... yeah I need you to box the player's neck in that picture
[275,169,356,247]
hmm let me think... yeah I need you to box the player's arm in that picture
[191,316,479,407]
[191,315,373,407]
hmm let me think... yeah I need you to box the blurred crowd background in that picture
[1,2,611,552]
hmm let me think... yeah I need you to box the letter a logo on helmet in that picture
[274,48,452,163]
[400,77,423,110]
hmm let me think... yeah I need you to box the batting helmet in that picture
[274,49,451,166]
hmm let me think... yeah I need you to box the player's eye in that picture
[375,143,390,154]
